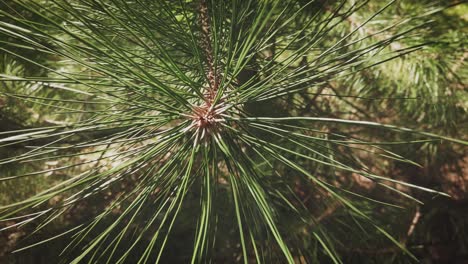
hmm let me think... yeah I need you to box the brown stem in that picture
[316,201,342,223]
[198,0,218,103]
[340,206,422,255]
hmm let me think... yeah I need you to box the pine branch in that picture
[198,0,219,102]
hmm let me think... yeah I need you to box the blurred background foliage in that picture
[0,0,466,263]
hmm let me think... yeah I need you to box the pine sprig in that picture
[0,0,466,263]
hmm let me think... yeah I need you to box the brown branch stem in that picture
[198,0,219,103]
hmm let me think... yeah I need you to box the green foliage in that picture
[0,0,466,263]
